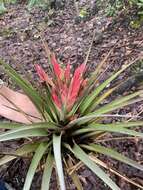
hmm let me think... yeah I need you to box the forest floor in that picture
[0,1,143,189]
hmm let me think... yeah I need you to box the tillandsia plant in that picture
[0,46,143,190]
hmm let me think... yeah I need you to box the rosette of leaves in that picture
[0,49,143,190]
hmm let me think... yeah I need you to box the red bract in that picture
[35,64,54,87]
[51,54,63,79]
[35,56,86,110]
[35,64,48,82]
[64,64,70,83]
[67,64,86,108]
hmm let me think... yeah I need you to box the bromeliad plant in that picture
[0,49,143,190]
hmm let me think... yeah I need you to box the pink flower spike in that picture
[51,53,62,79]
[64,63,70,82]
[67,64,86,107]
[74,63,86,76]
[52,90,61,108]
[35,64,54,87]
[35,64,48,82]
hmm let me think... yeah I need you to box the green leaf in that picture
[0,143,39,166]
[0,128,47,141]
[97,121,143,128]
[72,121,143,135]
[80,59,141,114]
[23,142,48,190]
[68,113,138,129]
[91,91,142,115]
[0,122,58,142]
[82,144,143,171]
[0,122,21,129]
[73,124,143,137]
[53,134,66,190]
[71,143,120,190]
[41,152,54,190]
[86,87,116,113]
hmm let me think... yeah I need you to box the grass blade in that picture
[23,142,48,190]
[53,134,66,190]
[82,144,143,171]
[41,152,54,190]
[71,143,120,190]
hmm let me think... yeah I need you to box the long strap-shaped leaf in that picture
[0,122,58,142]
[71,143,120,190]
[68,112,140,129]
[89,121,143,128]
[0,128,47,141]
[0,143,39,166]
[79,58,141,114]
[90,91,142,115]
[86,86,117,113]
[71,121,143,135]
[73,124,143,137]
[0,122,21,129]
[82,144,143,171]
[41,152,54,190]
[23,142,48,190]
[53,134,66,190]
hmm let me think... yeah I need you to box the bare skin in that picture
[0,86,42,124]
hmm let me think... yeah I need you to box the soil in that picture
[0,1,143,190]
